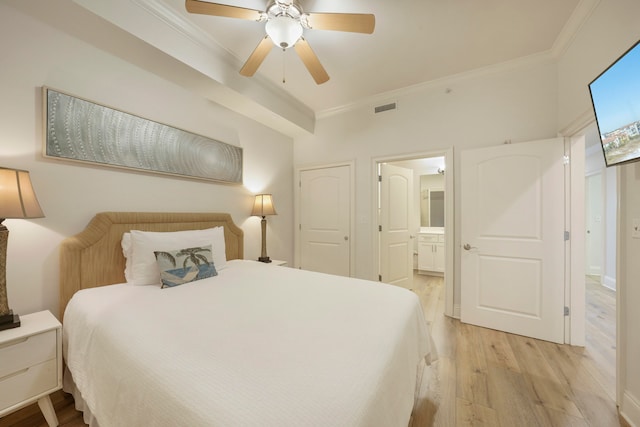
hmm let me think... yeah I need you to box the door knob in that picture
[463,243,477,250]
[344,236,349,241]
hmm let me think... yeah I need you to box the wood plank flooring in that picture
[0,391,84,427]
[0,274,623,426]
[410,273,624,427]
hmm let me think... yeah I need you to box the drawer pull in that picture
[0,336,28,350]
[0,367,29,382]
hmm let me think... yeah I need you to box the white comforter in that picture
[63,260,434,427]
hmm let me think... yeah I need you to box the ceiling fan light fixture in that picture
[265,16,303,48]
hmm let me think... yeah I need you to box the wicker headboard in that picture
[59,212,244,319]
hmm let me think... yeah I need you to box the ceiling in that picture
[27,0,594,135]
[160,0,583,112]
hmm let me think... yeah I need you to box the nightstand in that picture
[0,311,62,427]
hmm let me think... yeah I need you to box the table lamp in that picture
[251,194,277,263]
[0,167,45,331]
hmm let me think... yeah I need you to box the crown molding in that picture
[558,109,596,137]
[132,0,235,62]
[316,51,556,120]
[551,0,601,59]
[316,0,600,120]
[71,0,315,136]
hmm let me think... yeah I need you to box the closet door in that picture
[299,165,351,276]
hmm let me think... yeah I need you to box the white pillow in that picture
[122,232,133,282]
[128,227,227,285]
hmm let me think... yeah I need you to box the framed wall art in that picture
[43,87,243,184]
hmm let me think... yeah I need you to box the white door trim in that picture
[564,131,587,346]
[294,161,355,276]
[372,148,455,317]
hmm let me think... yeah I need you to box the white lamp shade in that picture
[251,194,277,217]
[0,168,44,219]
[266,16,303,49]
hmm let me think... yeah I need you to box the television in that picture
[588,38,640,167]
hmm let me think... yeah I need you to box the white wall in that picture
[294,59,559,307]
[558,0,640,423]
[0,2,294,319]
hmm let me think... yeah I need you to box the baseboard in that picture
[603,275,616,291]
[621,391,640,427]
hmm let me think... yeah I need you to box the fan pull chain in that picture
[282,48,286,84]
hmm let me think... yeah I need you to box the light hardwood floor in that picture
[409,273,624,427]
[0,274,623,427]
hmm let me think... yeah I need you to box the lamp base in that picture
[258,257,272,263]
[0,310,20,331]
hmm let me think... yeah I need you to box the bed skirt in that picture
[63,366,100,427]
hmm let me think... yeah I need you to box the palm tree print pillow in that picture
[154,245,217,288]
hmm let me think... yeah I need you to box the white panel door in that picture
[300,165,350,276]
[379,163,413,288]
[585,173,604,276]
[461,138,565,343]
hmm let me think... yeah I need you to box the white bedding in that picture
[63,260,434,427]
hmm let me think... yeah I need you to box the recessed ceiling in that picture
[17,0,589,135]
[172,0,582,112]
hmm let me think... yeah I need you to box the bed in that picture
[60,212,434,427]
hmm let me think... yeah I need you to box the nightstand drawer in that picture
[0,330,56,378]
[0,358,57,410]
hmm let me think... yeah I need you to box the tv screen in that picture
[589,38,640,167]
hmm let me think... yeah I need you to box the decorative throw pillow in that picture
[129,227,227,285]
[154,245,217,288]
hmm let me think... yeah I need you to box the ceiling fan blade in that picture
[305,12,375,34]
[294,38,330,85]
[239,36,273,77]
[185,0,263,21]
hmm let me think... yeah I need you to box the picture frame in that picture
[43,87,243,184]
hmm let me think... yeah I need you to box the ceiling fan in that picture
[185,0,375,84]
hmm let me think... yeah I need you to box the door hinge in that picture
[563,155,570,165]
[379,225,382,232]
[378,274,382,282]
[299,224,301,231]
[378,175,382,182]
[564,231,570,241]
[564,306,570,316]
[299,180,301,187]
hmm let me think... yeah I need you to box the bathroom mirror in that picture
[429,190,445,227]
[420,174,445,227]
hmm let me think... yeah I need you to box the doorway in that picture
[584,126,617,400]
[373,149,454,317]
